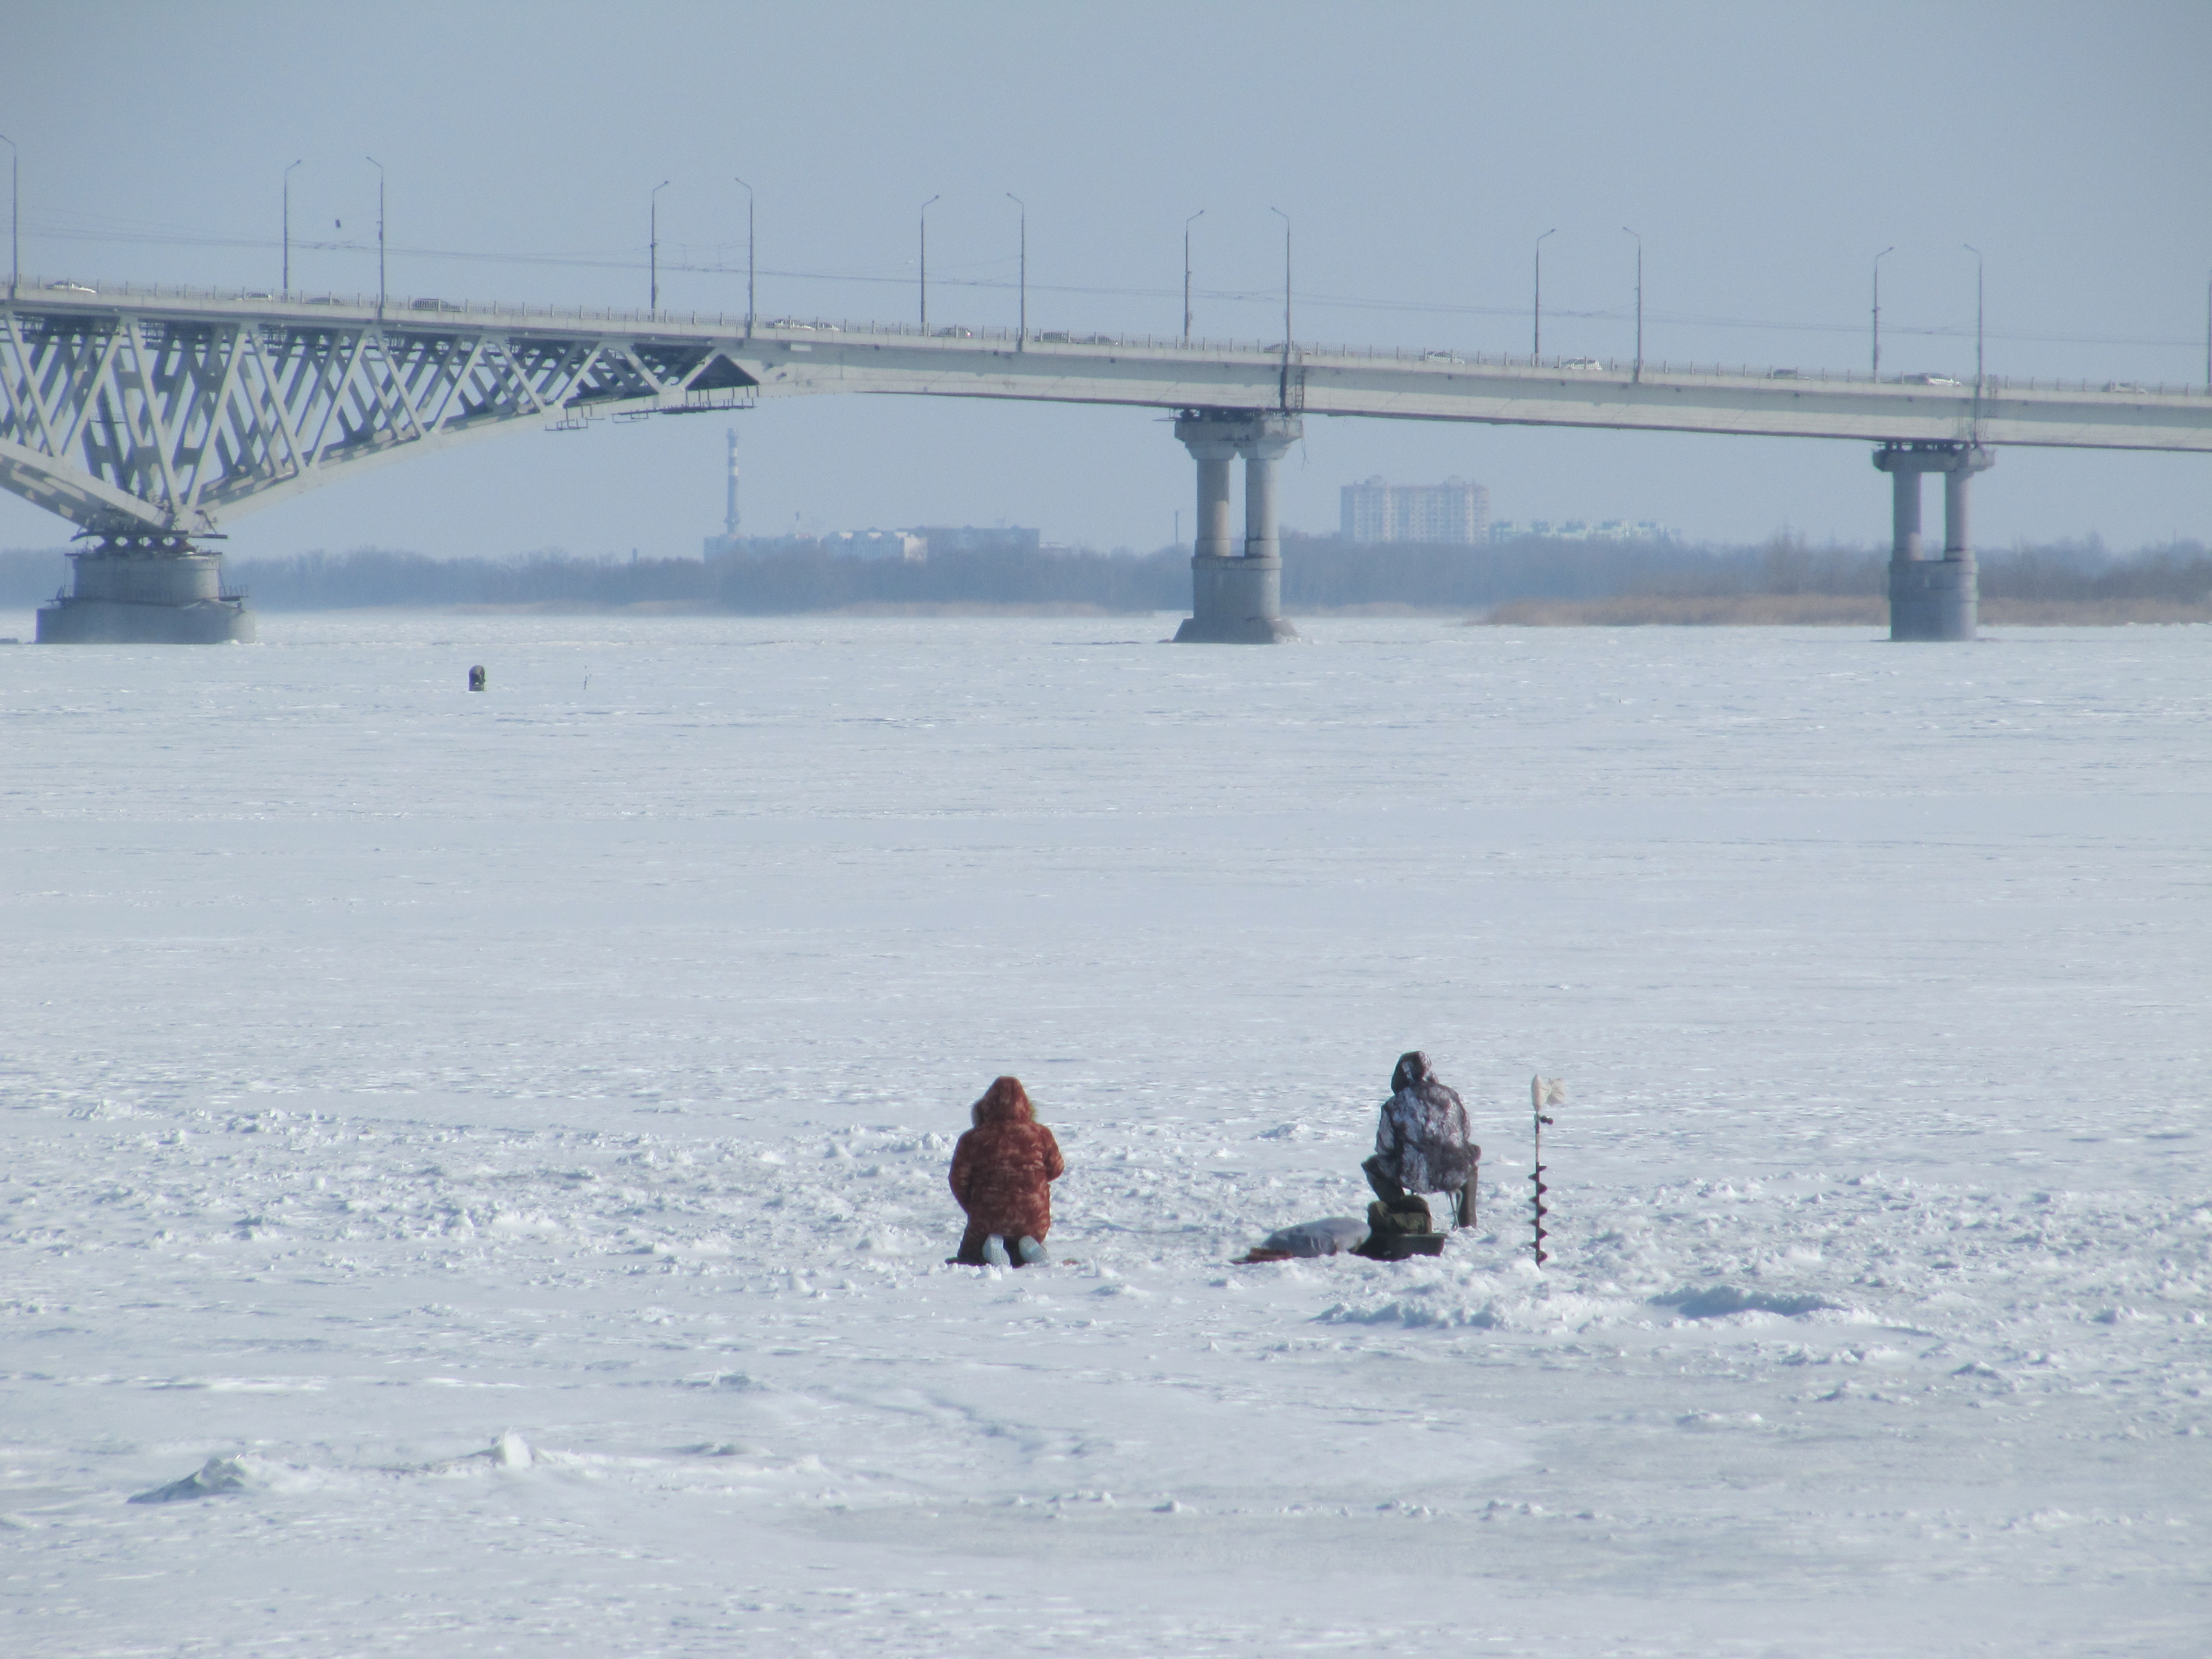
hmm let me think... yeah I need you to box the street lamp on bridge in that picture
[283,159,303,295]
[1183,208,1204,342]
[0,132,17,304]
[1532,228,1556,359]
[733,176,754,341]
[650,180,670,316]
[918,195,940,332]
[364,155,385,321]
[1006,193,1026,349]
[1964,243,1985,429]
[1270,206,1292,409]
[1622,226,1642,383]
[1872,246,1894,380]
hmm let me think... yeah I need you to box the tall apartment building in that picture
[1339,476,1490,544]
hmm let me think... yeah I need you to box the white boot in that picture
[1016,1236,1048,1266]
[982,1235,1011,1267]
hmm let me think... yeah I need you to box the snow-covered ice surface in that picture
[3,614,2208,1656]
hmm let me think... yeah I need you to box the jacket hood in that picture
[1391,1051,1434,1092]
[971,1076,1035,1126]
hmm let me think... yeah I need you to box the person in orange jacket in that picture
[949,1076,1065,1266]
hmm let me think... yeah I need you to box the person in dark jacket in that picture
[950,1076,1066,1266]
[1364,1051,1480,1229]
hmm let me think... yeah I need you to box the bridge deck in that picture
[12,276,2210,451]
[5,277,2210,535]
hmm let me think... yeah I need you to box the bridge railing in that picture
[8,273,2208,401]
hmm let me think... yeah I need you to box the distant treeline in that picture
[5,535,2209,614]
[228,544,1182,612]
[1279,533,1886,608]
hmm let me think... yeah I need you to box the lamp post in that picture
[364,155,385,320]
[282,159,303,294]
[1006,192,1026,349]
[1182,208,1204,342]
[1533,227,1556,359]
[1270,206,1292,411]
[1621,226,1642,383]
[0,132,17,302]
[918,194,939,332]
[1964,243,1984,427]
[650,179,670,316]
[733,176,754,340]
[1871,246,1894,380]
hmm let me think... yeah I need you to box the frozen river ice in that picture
[3,613,2208,1656]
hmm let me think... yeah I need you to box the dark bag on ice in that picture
[1353,1196,1446,1260]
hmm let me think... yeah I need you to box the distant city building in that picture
[1340,476,1489,545]
[1487,518,1678,544]
[822,530,928,561]
[907,525,1043,556]
[696,421,1045,567]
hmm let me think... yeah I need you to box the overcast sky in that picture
[3,0,2208,559]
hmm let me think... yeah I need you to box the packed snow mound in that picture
[490,1432,533,1469]
[1653,1285,1838,1320]
[1259,1217,1370,1257]
[129,1455,253,1504]
[1318,1268,1636,1332]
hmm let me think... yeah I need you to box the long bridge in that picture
[5,276,2210,643]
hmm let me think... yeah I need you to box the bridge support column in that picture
[1876,442,1990,642]
[36,530,255,644]
[1192,427,1237,561]
[1890,465,1924,562]
[1173,410,1300,643]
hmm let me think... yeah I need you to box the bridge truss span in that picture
[0,303,758,533]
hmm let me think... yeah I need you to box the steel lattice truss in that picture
[0,306,757,533]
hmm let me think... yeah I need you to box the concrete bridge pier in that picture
[1876,442,1991,641]
[36,530,255,644]
[1174,409,1301,643]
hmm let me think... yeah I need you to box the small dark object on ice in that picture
[468,665,487,691]
[1353,1197,1448,1260]
[1356,1231,1447,1260]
